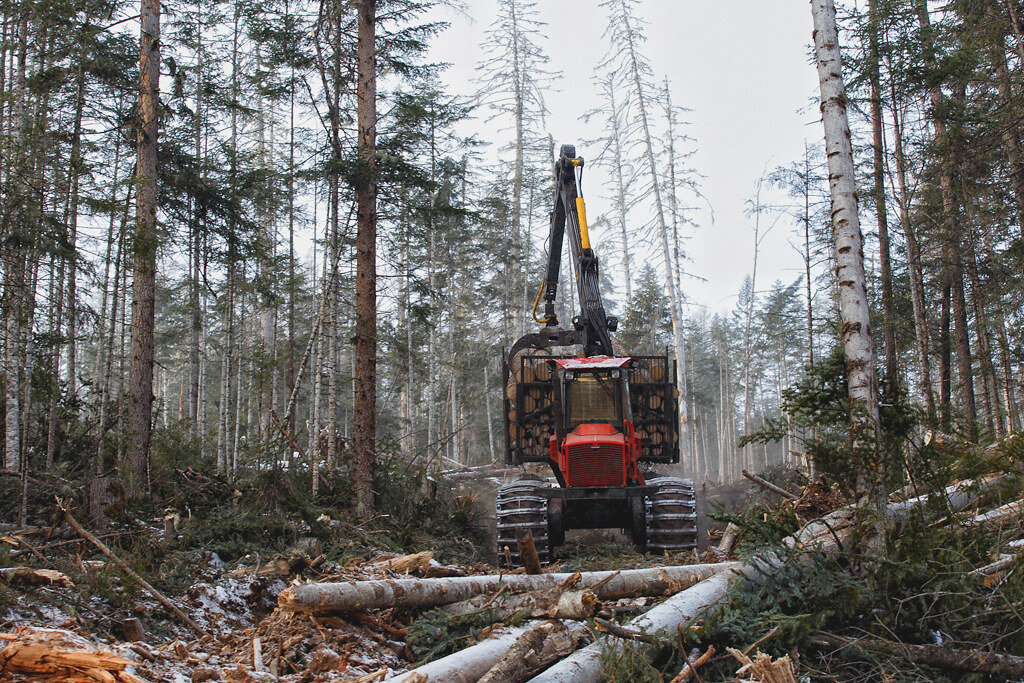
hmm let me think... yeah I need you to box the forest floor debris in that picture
[2,434,1023,682]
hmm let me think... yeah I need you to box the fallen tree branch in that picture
[669,644,715,683]
[59,502,208,637]
[742,470,798,500]
[592,617,660,644]
[279,562,738,614]
[969,553,1018,578]
[815,632,1024,678]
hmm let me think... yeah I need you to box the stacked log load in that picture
[505,350,556,461]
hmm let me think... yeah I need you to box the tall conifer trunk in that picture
[867,0,897,397]
[124,0,160,496]
[352,0,377,516]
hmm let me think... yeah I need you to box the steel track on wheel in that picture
[496,479,551,568]
[645,476,699,552]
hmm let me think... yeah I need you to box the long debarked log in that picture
[278,562,739,614]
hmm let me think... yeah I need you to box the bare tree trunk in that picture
[598,74,632,302]
[939,282,952,427]
[742,182,764,472]
[124,0,160,497]
[352,0,378,517]
[189,7,204,437]
[801,143,814,370]
[991,28,1024,239]
[616,0,688,459]
[811,0,880,508]
[509,1,525,338]
[889,81,935,422]
[867,0,897,397]
[916,0,976,436]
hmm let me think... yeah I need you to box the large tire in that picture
[645,476,698,553]
[496,478,551,568]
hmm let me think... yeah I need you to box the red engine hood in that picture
[565,423,624,447]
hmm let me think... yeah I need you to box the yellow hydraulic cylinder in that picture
[576,197,591,250]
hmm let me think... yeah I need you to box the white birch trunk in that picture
[811,0,877,417]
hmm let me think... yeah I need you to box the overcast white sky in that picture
[426,1,825,316]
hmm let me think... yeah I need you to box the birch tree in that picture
[811,0,881,506]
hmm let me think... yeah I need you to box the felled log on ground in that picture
[478,621,587,683]
[528,476,1001,682]
[715,522,741,560]
[387,620,588,683]
[442,577,599,621]
[278,562,738,614]
[967,498,1024,528]
[886,474,1003,522]
[529,569,737,682]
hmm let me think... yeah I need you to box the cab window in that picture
[566,373,621,425]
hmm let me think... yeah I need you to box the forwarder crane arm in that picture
[510,144,617,360]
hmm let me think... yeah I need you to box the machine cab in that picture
[552,357,641,487]
[558,357,632,430]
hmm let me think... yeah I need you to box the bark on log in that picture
[387,621,588,683]
[967,498,1024,527]
[517,529,543,575]
[528,477,996,682]
[279,562,738,614]
[478,620,584,683]
[441,586,598,622]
